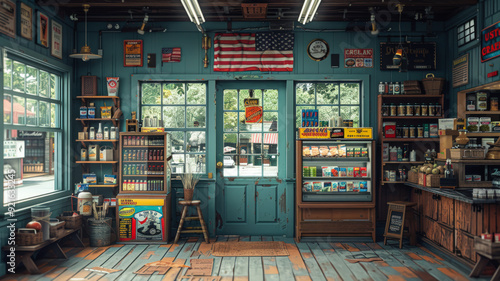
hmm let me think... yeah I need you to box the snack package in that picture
[338,144,347,157]
[360,167,368,177]
[355,148,361,157]
[106,77,119,96]
[353,182,360,192]
[339,167,347,177]
[331,167,339,177]
[104,174,117,184]
[353,167,360,177]
[322,167,332,177]
[312,182,323,192]
[346,182,354,192]
[310,166,317,177]
[347,148,353,157]
[322,182,332,192]
[329,146,338,157]
[101,106,112,118]
[303,166,310,177]
[360,181,368,192]
[303,182,312,192]
[320,146,329,157]
[311,146,320,157]
[303,146,311,157]
[361,148,368,158]
[331,182,338,192]
[339,182,347,192]
[347,167,354,177]
[83,173,97,184]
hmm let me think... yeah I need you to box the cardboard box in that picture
[99,146,113,161]
[78,132,88,140]
[89,145,99,161]
[384,123,396,138]
[438,118,457,130]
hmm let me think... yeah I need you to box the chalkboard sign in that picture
[380,42,436,71]
[387,210,404,235]
[384,203,407,248]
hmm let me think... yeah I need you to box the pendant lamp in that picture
[393,4,405,67]
[70,4,101,61]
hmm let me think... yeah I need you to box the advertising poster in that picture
[481,20,500,62]
[51,21,62,59]
[20,3,32,40]
[344,49,373,68]
[0,0,15,38]
[37,11,49,47]
[244,98,262,123]
[380,42,436,70]
[118,198,165,241]
[124,40,143,67]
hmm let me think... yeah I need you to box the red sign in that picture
[344,49,373,68]
[481,20,500,62]
[488,71,498,78]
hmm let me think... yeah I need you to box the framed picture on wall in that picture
[51,21,62,59]
[37,11,49,48]
[124,40,143,67]
[0,0,16,38]
[20,3,33,40]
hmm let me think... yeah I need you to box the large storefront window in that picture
[295,82,362,128]
[140,82,207,174]
[3,56,62,203]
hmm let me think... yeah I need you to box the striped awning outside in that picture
[251,133,278,144]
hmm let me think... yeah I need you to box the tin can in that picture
[402,126,409,138]
[390,103,397,116]
[379,82,385,95]
[417,126,424,138]
[409,125,416,138]
[428,104,436,116]
[348,120,353,127]
[491,97,498,111]
[382,104,389,116]
[396,126,402,138]
[406,103,414,116]
[389,82,394,95]
[421,104,428,116]
[394,82,400,95]
[398,104,406,116]
[435,103,442,116]
[389,170,396,182]
[414,103,421,116]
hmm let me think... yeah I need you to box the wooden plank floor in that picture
[3,236,490,281]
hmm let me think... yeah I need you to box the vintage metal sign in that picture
[344,49,373,68]
[481,20,500,62]
[452,54,469,88]
[344,128,373,139]
[298,127,330,139]
[380,43,436,70]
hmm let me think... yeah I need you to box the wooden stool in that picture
[174,200,209,244]
[384,201,417,249]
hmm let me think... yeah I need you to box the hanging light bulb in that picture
[69,4,101,61]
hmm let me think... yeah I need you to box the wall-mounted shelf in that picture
[77,96,120,107]
[76,139,118,149]
[76,118,120,127]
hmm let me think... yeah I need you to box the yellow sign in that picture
[118,198,165,206]
[344,128,373,139]
[244,98,259,107]
[119,207,135,217]
[299,127,330,139]
[141,127,165,133]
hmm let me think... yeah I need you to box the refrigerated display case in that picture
[296,137,376,242]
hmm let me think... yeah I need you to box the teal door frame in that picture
[214,81,293,236]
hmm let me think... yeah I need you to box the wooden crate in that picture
[426,174,444,187]
[474,237,500,257]
[57,212,82,229]
[418,173,426,186]
[49,220,66,238]
[450,148,485,159]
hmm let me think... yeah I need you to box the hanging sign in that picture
[244,98,262,123]
[380,42,436,70]
[0,0,15,38]
[37,11,49,47]
[452,54,469,88]
[124,40,143,67]
[51,21,62,59]
[481,20,500,62]
[344,49,373,68]
[20,3,32,40]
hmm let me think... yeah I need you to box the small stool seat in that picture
[384,201,417,249]
[174,200,209,244]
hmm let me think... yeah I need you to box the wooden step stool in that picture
[174,200,209,244]
[383,201,417,249]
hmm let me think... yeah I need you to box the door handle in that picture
[217,162,223,169]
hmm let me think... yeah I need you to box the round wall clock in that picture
[307,39,329,61]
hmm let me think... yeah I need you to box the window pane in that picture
[141,106,161,121]
[318,106,339,123]
[170,131,185,153]
[242,133,261,154]
[317,83,339,104]
[4,57,12,89]
[459,39,464,46]
[224,89,238,110]
[186,83,206,104]
[340,83,360,104]
[296,83,315,104]
[296,106,314,128]
[186,154,205,174]
[187,132,205,152]
[163,83,185,104]
[263,155,278,177]
[224,133,237,154]
[340,106,360,127]
[465,22,469,28]
[141,83,161,104]
[26,99,38,126]
[4,94,12,124]
[39,101,50,126]
[263,133,278,152]
[263,89,278,110]
[50,74,57,99]
[171,154,185,174]
[4,130,56,203]
[163,106,185,128]
[186,106,206,128]
[224,112,238,131]
[13,96,25,125]
[239,112,262,132]
[239,156,262,177]
[471,26,475,33]
[39,70,50,97]
[51,103,57,128]
[264,112,278,132]
[223,155,237,177]
[26,66,37,95]
[239,89,262,110]
[13,61,26,93]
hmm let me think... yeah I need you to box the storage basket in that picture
[57,211,82,229]
[421,73,445,95]
[16,229,43,246]
[450,148,485,159]
[408,170,418,183]
[426,174,444,187]
[403,80,422,95]
[49,219,66,238]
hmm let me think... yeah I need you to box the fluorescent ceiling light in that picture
[69,4,101,61]
[181,0,205,26]
[298,0,322,25]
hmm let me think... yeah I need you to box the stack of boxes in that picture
[301,109,319,127]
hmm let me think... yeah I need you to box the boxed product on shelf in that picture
[101,106,112,118]
[360,167,368,177]
[312,182,323,191]
[467,117,480,132]
[83,173,97,184]
[99,146,113,161]
[104,174,117,184]
[383,143,389,161]
[338,144,346,157]
[319,146,329,156]
[303,182,312,192]
[329,146,338,157]
[75,183,89,193]
[480,117,492,132]
[360,181,368,192]
[346,182,354,192]
[322,182,332,192]
[353,167,360,177]
[339,182,346,192]
[439,118,458,130]
[384,122,396,138]
[430,124,439,138]
[322,167,332,177]
[303,146,311,156]
[353,182,360,192]
[89,145,99,161]
[339,167,347,177]
[347,167,354,177]
[78,131,88,140]
[331,182,338,191]
[81,148,87,161]
[311,146,320,156]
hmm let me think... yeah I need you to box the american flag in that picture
[214,32,294,72]
[162,48,181,62]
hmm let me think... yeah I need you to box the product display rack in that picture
[377,94,444,186]
[296,138,376,242]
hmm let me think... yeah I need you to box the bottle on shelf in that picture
[89,127,95,140]
[410,149,416,162]
[96,123,103,140]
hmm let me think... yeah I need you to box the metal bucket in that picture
[88,218,112,247]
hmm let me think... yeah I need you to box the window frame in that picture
[139,81,208,175]
[457,17,476,48]
[1,47,71,213]
[294,81,363,129]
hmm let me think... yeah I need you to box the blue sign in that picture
[481,20,500,62]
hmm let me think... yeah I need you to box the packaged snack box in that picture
[353,167,360,177]
[303,182,312,192]
[322,167,332,177]
[339,167,347,177]
[331,182,338,192]
[360,167,368,177]
[346,182,354,192]
[353,182,360,192]
[331,167,339,177]
[338,144,347,157]
[360,181,368,192]
[320,146,329,157]
[339,182,347,192]
[303,146,311,157]
[312,182,323,192]
[322,182,332,192]
[329,146,338,157]
[347,167,354,177]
